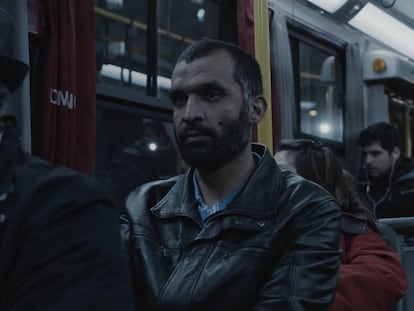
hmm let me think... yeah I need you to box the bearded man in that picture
[121,39,341,310]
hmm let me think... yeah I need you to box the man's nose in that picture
[365,154,374,165]
[183,96,203,121]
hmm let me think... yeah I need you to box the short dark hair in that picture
[357,122,400,153]
[175,39,263,106]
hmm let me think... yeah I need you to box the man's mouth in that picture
[180,127,214,142]
[182,133,211,143]
[367,167,378,174]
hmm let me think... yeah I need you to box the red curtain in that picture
[237,0,280,148]
[29,0,96,175]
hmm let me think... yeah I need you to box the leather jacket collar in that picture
[151,144,283,225]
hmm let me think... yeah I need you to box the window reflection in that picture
[298,42,343,142]
[95,0,237,98]
[388,94,414,158]
[95,0,148,95]
[94,105,184,209]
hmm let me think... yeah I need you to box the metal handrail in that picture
[254,1,274,154]
[94,6,195,45]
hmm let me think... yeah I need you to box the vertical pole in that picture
[405,108,411,157]
[253,0,273,153]
[146,0,158,96]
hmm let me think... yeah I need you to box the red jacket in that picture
[332,214,408,311]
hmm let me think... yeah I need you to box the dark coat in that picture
[0,121,135,311]
[121,144,341,310]
[358,158,414,218]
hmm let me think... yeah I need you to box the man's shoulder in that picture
[395,158,414,183]
[278,170,339,211]
[16,154,109,202]
[281,170,332,198]
[126,175,181,204]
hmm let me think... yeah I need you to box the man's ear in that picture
[248,95,267,125]
[391,146,401,161]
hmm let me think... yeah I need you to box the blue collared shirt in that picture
[193,152,261,224]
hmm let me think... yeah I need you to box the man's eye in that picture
[171,94,187,106]
[203,90,221,101]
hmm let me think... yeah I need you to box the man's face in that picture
[361,141,394,179]
[170,49,250,171]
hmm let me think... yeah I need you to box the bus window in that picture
[290,34,345,145]
[388,93,414,158]
[95,0,149,96]
[94,0,237,100]
[94,100,183,209]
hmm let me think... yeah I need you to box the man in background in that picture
[0,7,134,310]
[357,121,414,218]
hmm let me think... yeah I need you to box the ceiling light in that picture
[349,3,414,60]
[106,0,123,9]
[307,0,348,13]
[320,123,331,133]
[309,110,318,117]
[197,8,205,22]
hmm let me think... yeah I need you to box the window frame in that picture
[288,26,346,155]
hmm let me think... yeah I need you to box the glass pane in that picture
[298,42,343,142]
[95,0,148,95]
[388,95,414,158]
[156,0,218,99]
[94,105,184,208]
[95,0,237,99]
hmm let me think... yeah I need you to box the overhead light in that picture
[319,123,331,134]
[197,8,206,22]
[349,3,414,60]
[309,110,318,117]
[300,101,317,110]
[307,0,348,13]
[100,64,171,90]
[106,0,123,9]
[148,142,158,151]
[372,58,387,73]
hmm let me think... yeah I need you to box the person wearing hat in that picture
[0,8,135,311]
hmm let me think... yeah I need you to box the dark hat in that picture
[0,8,29,92]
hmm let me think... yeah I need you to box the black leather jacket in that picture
[0,120,135,310]
[122,144,341,310]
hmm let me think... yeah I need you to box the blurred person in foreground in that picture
[275,138,408,311]
[121,38,341,310]
[0,8,135,311]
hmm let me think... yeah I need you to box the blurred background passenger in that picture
[275,138,407,311]
[357,122,414,218]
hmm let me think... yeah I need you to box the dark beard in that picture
[175,107,250,171]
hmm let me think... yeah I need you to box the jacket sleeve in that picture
[331,227,408,311]
[254,199,342,311]
[3,175,136,311]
